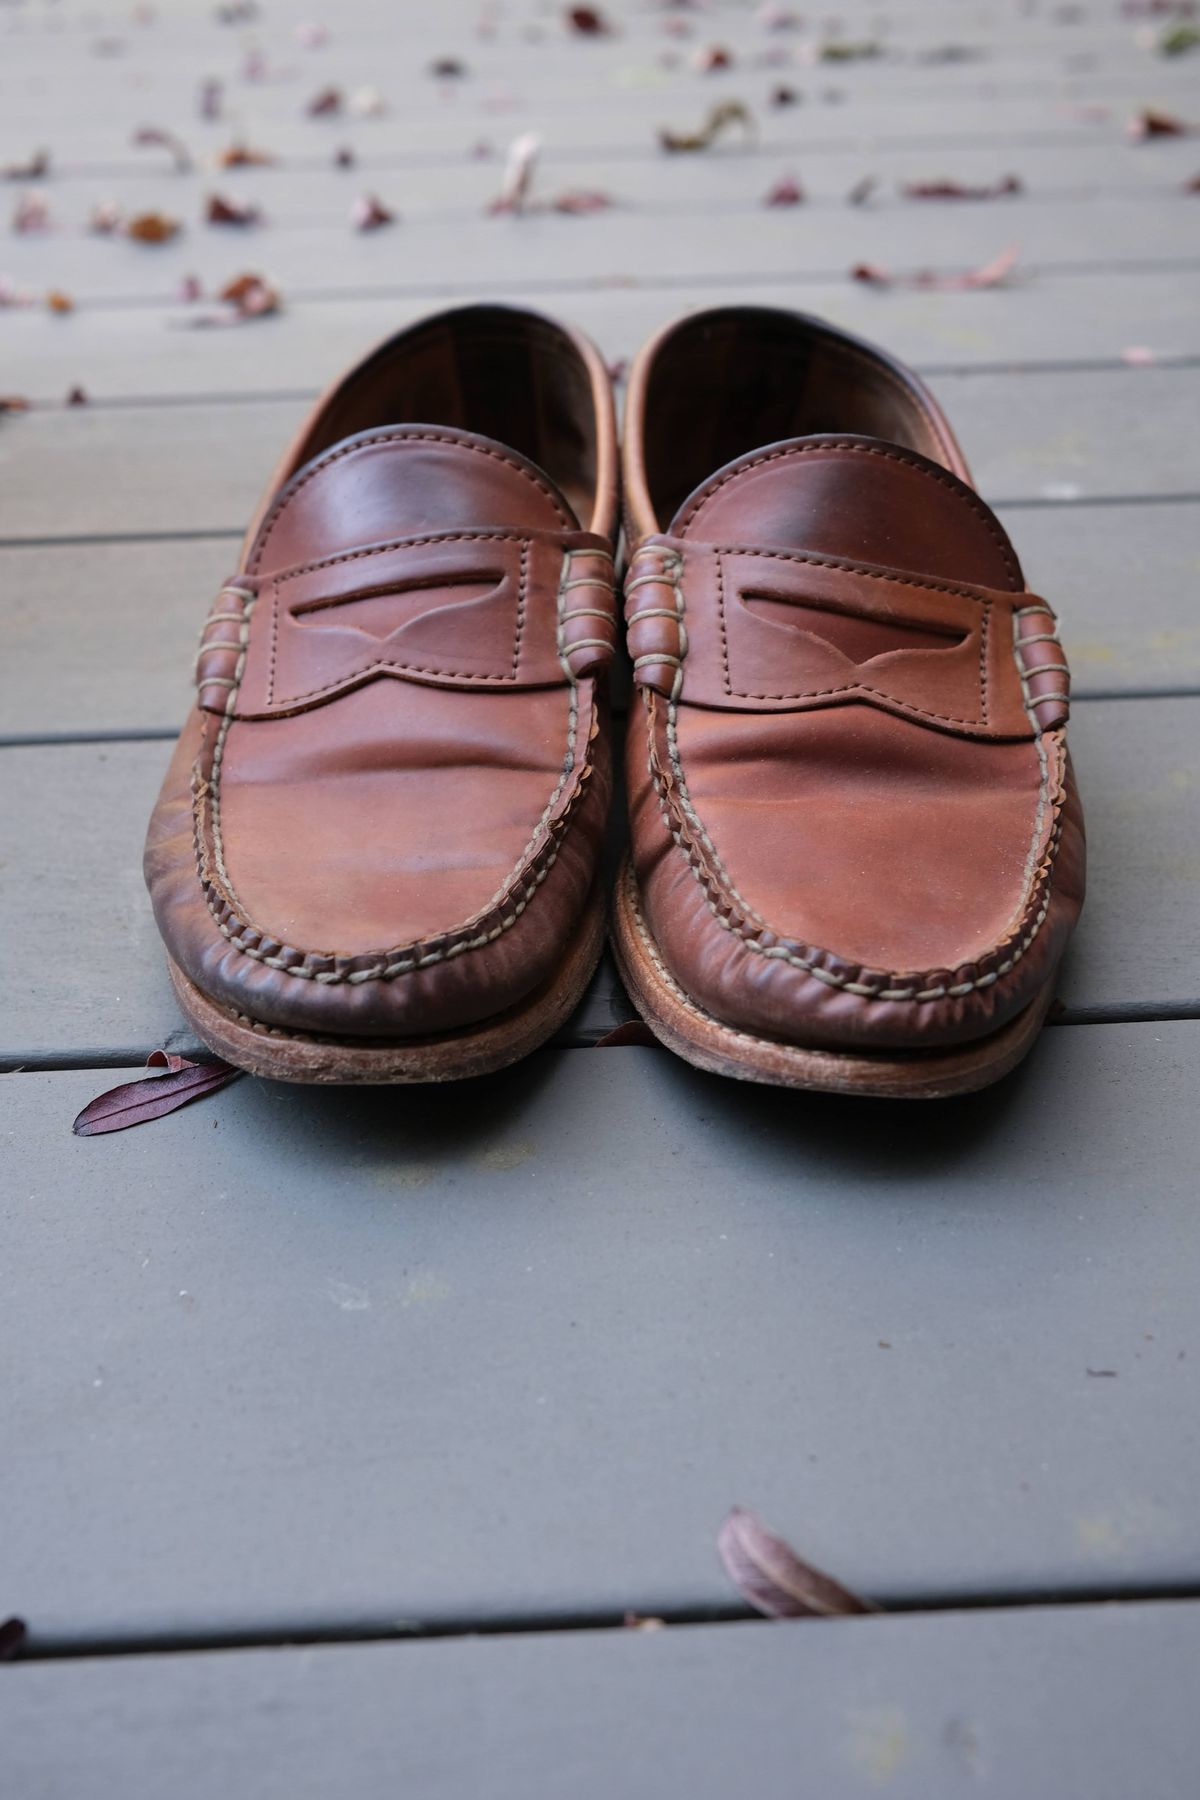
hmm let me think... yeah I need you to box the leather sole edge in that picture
[166,883,607,1085]
[611,858,1055,1100]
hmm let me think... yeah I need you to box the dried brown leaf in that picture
[0,395,31,413]
[12,190,50,233]
[1128,106,1196,137]
[551,188,614,213]
[846,174,879,206]
[659,100,753,152]
[594,1020,655,1046]
[764,171,804,205]
[717,1507,876,1618]
[567,5,612,34]
[900,175,1022,200]
[818,39,882,61]
[126,210,180,243]
[306,85,342,116]
[46,289,74,314]
[852,245,1019,291]
[2,149,49,180]
[73,1051,241,1136]
[133,125,192,172]
[489,131,541,214]
[350,193,395,230]
[206,192,261,226]
[216,140,275,169]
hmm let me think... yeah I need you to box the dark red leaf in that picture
[133,125,192,172]
[567,5,611,34]
[551,188,614,213]
[430,56,467,77]
[770,85,800,107]
[2,149,49,180]
[764,172,805,206]
[1128,106,1196,138]
[594,1020,655,1047]
[306,85,342,116]
[717,1507,876,1618]
[901,175,1022,200]
[73,1053,240,1136]
[205,192,261,226]
[0,1618,26,1661]
[350,193,396,230]
[66,385,89,405]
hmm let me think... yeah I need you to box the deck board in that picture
[2,367,1194,545]
[0,696,1196,1066]
[1,0,1196,1759]
[3,1026,1199,1641]
[3,503,1196,741]
[3,1604,1199,1799]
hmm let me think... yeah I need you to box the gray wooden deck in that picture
[1,0,1198,1791]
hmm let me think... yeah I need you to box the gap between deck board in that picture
[11,1581,1200,1666]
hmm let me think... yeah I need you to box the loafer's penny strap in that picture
[196,528,616,719]
[625,535,1068,739]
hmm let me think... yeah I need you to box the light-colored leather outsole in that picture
[167,884,606,1085]
[611,858,1056,1100]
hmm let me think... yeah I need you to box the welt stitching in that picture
[249,433,571,574]
[710,544,991,723]
[274,530,532,585]
[262,536,535,707]
[648,693,1064,1003]
[192,564,590,985]
[675,441,1022,589]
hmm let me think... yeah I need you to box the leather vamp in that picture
[625,435,1085,1051]
[148,426,616,1038]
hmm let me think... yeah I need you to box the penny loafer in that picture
[145,304,618,1082]
[613,307,1085,1098]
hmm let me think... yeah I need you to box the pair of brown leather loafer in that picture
[146,304,1085,1097]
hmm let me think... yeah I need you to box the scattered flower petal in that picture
[1121,344,1158,363]
[770,84,800,106]
[296,21,329,46]
[333,145,356,168]
[198,77,223,119]
[66,384,90,405]
[177,273,204,301]
[693,44,733,71]
[430,56,467,77]
[46,289,75,314]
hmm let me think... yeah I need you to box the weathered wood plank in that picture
[2,368,1192,546]
[7,269,1199,407]
[2,1023,1199,1640]
[3,197,1194,307]
[3,1605,1199,1798]
[0,698,1194,1064]
[2,504,1194,741]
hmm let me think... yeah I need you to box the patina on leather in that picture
[146,305,618,1043]
[621,307,1085,1056]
